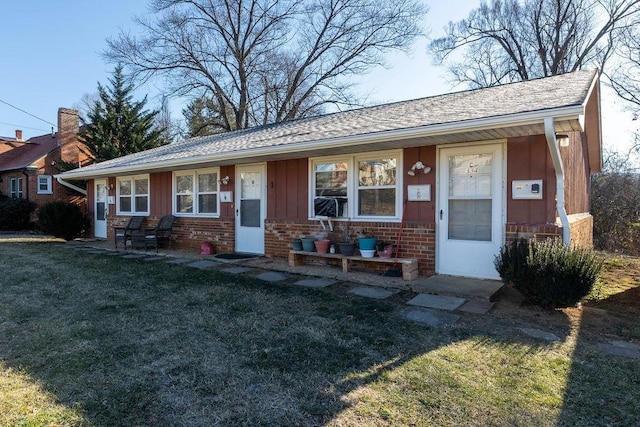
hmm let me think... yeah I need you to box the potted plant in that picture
[357,228,377,251]
[377,241,396,258]
[337,222,356,256]
[300,236,316,252]
[314,235,331,254]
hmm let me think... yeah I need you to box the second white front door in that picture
[94,179,108,239]
[235,164,266,254]
[437,143,505,279]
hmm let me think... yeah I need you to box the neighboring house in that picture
[0,108,88,210]
[57,70,601,280]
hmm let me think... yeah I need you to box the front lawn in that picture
[0,243,638,426]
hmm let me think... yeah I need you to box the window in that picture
[310,150,401,220]
[10,178,23,198]
[173,168,219,216]
[37,175,52,194]
[116,175,149,215]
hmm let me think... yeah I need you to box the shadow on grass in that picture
[3,243,635,425]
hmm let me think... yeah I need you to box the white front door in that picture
[437,144,504,279]
[94,179,108,239]
[235,164,266,254]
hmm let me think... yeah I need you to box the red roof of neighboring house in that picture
[0,133,59,172]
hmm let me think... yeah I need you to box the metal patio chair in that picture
[114,216,145,249]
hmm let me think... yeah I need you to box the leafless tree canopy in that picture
[429,0,640,88]
[104,0,426,131]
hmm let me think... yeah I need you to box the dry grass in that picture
[0,242,638,426]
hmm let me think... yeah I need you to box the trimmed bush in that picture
[0,195,36,231]
[37,201,88,241]
[495,238,603,308]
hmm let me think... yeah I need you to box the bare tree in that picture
[105,0,426,132]
[429,0,640,88]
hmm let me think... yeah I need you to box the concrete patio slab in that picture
[349,286,399,299]
[457,299,495,314]
[398,307,460,328]
[220,267,253,274]
[165,258,193,264]
[518,328,561,342]
[255,271,292,282]
[144,256,166,262]
[293,278,337,288]
[187,260,221,269]
[412,275,504,300]
[407,293,466,311]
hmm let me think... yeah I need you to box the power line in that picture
[0,121,50,133]
[0,98,57,129]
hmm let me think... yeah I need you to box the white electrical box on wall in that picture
[407,185,431,201]
[512,180,543,199]
[220,191,233,202]
[107,196,115,205]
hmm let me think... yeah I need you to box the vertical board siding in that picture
[403,145,436,223]
[267,159,308,219]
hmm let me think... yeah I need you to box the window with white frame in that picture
[116,175,149,215]
[173,168,219,216]
[37,175,52,194]
[310,150,401,219]
[9,177,23,198]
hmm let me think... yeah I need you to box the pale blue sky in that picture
[0,0,635,154]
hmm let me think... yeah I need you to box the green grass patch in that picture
[0,243,638,425]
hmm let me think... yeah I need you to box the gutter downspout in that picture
[544,117,570,245]
[56,176,87,195]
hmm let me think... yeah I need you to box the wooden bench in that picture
[288,250,419,281]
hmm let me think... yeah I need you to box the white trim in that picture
[9,177,23,198]
[55,105,587,180]
[308,149,403,221]
[116,174,150,216]
[172,167,221,217]
[544,118,570,245]
[37,175,53,194]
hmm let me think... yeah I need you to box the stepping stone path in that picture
[220,267,253,274]
[187,260,220,269]
[598,341,640,359]
[517,327,561,342]
[144,256,166,262]
[293,278,336,288]
[120,254,148,259]
[255,271,291,282]
[407,294,466,311]
[165,258,193,264]
[398,307,460,328]
[349,286,398,299]
[457,299,494,314]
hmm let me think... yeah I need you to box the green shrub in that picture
[0,195,36,231]
[37,201,88,241]
[495,238,603,308]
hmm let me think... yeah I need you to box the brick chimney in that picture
[57,108,80,165]
[15,130,23,141]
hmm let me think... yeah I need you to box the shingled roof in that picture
[59,69,600,179]
[0,134,59,172]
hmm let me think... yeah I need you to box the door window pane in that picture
[448,199,492,241]
[240,199,260,227]
[241,172,261,199]
[448,154,492,197]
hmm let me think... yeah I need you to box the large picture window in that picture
[310,151,401,220]
[173,168,219,217]
[117,175,149,215]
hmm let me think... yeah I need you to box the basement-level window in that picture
[310,150,402,220]
[116,175,149,215]
[173,168,220,217]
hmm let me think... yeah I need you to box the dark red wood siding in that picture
[267,159,308,219]
[403,145,436,223]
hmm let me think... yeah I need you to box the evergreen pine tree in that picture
[80,65,166,162]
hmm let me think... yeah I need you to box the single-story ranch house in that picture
[57,69,601,280]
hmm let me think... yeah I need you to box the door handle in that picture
[440,209,443,220]
[236,208,239,216]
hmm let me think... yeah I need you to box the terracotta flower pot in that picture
[314,239,331,254]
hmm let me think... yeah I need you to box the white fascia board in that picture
[57,105,585,180]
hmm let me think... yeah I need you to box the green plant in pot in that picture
[337,222,356,256]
